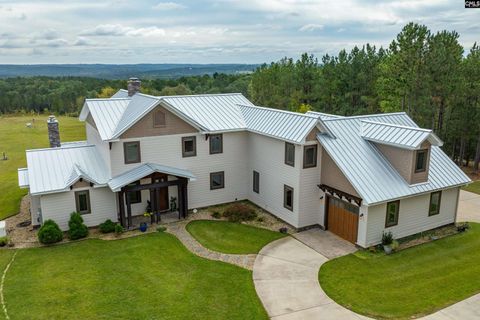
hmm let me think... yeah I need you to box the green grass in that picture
[0,115,85,220]
[186,220,287,254]
[3,232,268,320]
[319,223,480,319]
[463,180,480,195]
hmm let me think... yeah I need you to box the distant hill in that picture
[0,64,259,79]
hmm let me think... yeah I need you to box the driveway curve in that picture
[253,236,368,319]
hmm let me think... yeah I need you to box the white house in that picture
[18,78,471,248]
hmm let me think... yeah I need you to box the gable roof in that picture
[24,143,110,195]
[317,113,470,205]
[108,163,196,192]
[361,120,443,150]
[80,91,323,144]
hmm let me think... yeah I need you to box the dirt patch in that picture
[4,196,38,248]
[397,224,462,251]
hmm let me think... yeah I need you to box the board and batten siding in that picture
[86,122,111,174]
[363,187,460,247]
[246,132,301,227]
[40,186,117,230]
[297,143,323,227]
[110,131,249,210]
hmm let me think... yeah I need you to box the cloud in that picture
[73,37,95,46]
[299,24,324,32]
[153,2,186,10]
[43,39,69,47]
[34,29,59,40]
[80,24,166,37]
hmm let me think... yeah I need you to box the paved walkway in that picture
[254,230,480,320]
[167,221,256,270]
[457,190,480,223]
[292,228,357,259]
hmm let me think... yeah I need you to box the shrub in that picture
[99,219,116,233]
[257,216,265,222]
[0,236,8,247]
[115,224,124,234]
[223,203,257,222]
[211,211,222,219]
[391,240,399,251]
[68,212,89,240]
[157,226,166,232]
[382,231,394,246]
[38,219,63,244]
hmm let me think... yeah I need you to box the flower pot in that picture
[383,245,392,255]
[139,222,148,232]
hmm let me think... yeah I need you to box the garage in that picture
[325,195,359,244]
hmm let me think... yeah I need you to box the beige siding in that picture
[120,104,197,139]
[320,150,360,197]
[298,143,323,227]
[110,131,249,210]
[363,187,459,247]
[40,187,117,230]
[246,133,301,227]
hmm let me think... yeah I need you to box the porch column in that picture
[182,180,188,218]
[118,191,126,227]
[177,183,184,219]
[149,189,155,224]
[126,191,132,229]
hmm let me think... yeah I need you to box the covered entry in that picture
[319,184,362,244]
[109,163,196,229]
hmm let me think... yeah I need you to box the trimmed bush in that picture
[99,219,116,233]
[68,212,89,240]
[0,236,8,247]
[211,211,221,219]
[38,219,63,244]
[223,203,257,222]
[115,224,124,234]
[157,226,166,232]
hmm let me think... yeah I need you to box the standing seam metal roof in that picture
[317,113,470,205]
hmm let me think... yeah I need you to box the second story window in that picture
[124,141,141,164]
[182,136,197,157]
[303,145,317,168]
[285,142,295,167]
[209,134,223,154]
[153,110,166,127]
[415,149,428,173]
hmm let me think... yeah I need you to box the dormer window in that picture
[415,149,428,173]
[153,110,166,127]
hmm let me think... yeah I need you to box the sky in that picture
[0,0,478,64]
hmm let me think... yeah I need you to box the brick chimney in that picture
[127,77,141,96]
[47,115,61,148]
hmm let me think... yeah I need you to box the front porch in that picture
[109,163,196,230]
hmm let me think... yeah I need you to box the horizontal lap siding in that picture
[110,132,249,210]
[298,144,322,227]
[246,133,300,227]
[365,187,459,246]
[40,187,117,231]
[86,123,111,173]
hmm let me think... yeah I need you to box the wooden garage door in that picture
[327,196,359,244]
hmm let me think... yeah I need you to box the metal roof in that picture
[111,89,129,98]
[108,163,196,192]
[18,168,29,188]
[317,113,470,205]
[25,144,111,195]
[80,98,130,140]
[240,105,319,143]
[361,120,443,150]
[306,111,345,120]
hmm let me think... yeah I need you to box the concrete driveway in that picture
[457,190,480,223]
[292,228,357,259]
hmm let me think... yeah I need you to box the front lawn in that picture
[0,115,85,220]
[3,232,268,319]
[319,223,480,319]
[463,180,480,195]
[186,220,286,254]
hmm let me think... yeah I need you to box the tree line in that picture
[249,23,480,172]
[0,22,478,171]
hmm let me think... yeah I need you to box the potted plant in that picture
[139,222,148,232]
[382,231,394,254]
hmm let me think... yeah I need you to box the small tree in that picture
[68,212,89,240]
[38,220,63,244]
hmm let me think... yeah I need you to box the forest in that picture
[0,23,478,171]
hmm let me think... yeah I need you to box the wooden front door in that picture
[153,174,169,212]
[326,196,359,244]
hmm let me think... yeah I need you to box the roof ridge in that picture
[361,120,432,132]
[239,104,319,119]
[323,112,408,121]
[86,98,131,101]
[160,92,244,99]
[26,143,94,153]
